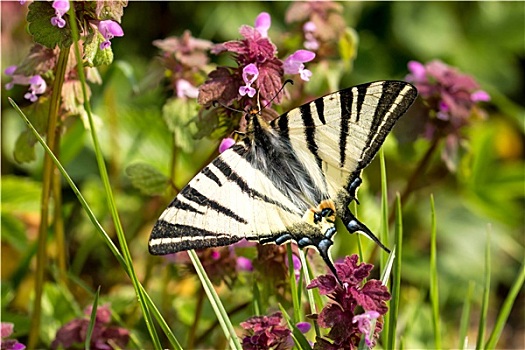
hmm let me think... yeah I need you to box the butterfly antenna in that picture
[261,79,294,110]
[212,100,244,114]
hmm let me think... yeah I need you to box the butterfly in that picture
[149,81,417,276]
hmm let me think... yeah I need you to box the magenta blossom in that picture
[51,305,129,350]
[303,21,319,51]
[255,12,271,38]
[236,256,253,272]
[405,60,491,171]
[239,63,259,98]
[98,20,124,50]
[353,311,380,347]
[308,255,390,349]
[219,137,236,153]
[51,0,69,28]
[241,312,294,350]
[1,323,26,350]
[24,75,47,102]
[285,253,301,282]
[283,50,315,81]
[176,79,199,99]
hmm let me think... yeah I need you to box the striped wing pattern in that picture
[149,81,417,268]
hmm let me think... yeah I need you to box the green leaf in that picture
[162,98,199,153]
[125,162,169,195]
[27,1,72,49]
[13,131,37,163]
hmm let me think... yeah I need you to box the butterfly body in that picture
[149,81,417,275]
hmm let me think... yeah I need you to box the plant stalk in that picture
[28,45,70,350]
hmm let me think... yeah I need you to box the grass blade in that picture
[485,258,525,348]
[188,250,242,350]
[387,193,403,350]
[85,286,101,350]
[476,226,491,349]
[8,98,182,350]
[299,249,321,337]
[458,281,474,350]
[429,194,442,349]
[278,304,312,350]
[287,244,301,323]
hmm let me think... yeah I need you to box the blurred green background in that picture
[2,1,524,349]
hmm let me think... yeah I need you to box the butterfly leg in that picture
[343,209,391,254]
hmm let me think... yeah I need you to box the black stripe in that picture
[339,90,352,167]
[359,82,400,168]
[314,98,326,124]
[168,198,204,215]
[202,166,222,186]
[355,84,368,123]
[277,112,289,139]
[149,221,241,254]
[180,185,248,224]
[212,156,299,214]
[300,104,323,169]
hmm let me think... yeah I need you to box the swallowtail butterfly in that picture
[149,81,417,276]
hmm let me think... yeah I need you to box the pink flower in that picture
[1,322,26,350]
[236,256,253,271]
[254,12,271,38]
[353,311,380,347]
[239,63,259,98]
[175,79,199,99]
[23,75,47,102]
[285,253,301,281]
[219,137,236,153]
[98,20,124,50]
[241,312,293,350]
[283,50,315,81]
[303,21,319,51]
[50,0,69,28]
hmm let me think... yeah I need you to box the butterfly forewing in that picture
[149,81,417,265]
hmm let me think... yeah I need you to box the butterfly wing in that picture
[270,80,417,201]
[149,142,307,255]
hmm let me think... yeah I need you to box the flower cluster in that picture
[1,323,26,350]
[286,1,347,56]
[48,1,124,50]
[198,12,315,109]
[4,65,47,102]
[51,305,130,350]
[154,30,212,100]
[405,60,490,170]
[240,312,294,350]
[307,255,391,349]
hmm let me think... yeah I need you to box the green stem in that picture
[27,45,70,350]
[53,130,67,282]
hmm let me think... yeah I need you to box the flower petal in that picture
[255,12,271,37]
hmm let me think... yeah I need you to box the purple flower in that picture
[176,79,199,99]
[296,322,311,334]
[239,63,259,98]
[51,305,130,350]
[241,312,294,350]
[219,137,236,153]
[283,50,315,81]
[255,12,271,38]
[353,311,380,347]
[236,256,253,271]
[405,60,491,171]
[51,0,69,28]
[307,255,390,348]
[285,253,302,281]
[23,75,47,102]
[1,323,26,350]
[98,20,124,50]
[303,21,319,51]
